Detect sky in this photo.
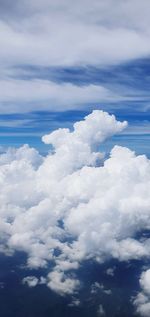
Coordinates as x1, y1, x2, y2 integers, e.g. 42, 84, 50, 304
0, 0, 150, 151
0, 1, 150, 317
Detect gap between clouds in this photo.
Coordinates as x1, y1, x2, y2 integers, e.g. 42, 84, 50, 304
0, 110, 150, 309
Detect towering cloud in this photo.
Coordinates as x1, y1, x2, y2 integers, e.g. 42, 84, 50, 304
0, 110, 150, 298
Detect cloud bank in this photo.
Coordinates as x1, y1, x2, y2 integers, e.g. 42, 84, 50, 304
0, 110, 150, 299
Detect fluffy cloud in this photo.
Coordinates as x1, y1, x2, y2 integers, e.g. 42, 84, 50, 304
22, 275, 47, 287
22, 276, 39, 287
47, 271, 80, 296
133, 270, 150, 316
0, 110, 150, 296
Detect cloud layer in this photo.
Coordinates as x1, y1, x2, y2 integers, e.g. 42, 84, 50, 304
1, 0, 150, 68
0, 79, 117, 114
1, 0, 150, 114
0, 110, 150, 299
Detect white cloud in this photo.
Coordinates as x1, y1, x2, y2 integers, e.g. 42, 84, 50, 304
91, 282, 111, 295
0, 79, 119, 114
68, 297, 80, 307
1, 1, 150, 69
0, 110, 150, 296
91, 282, 104, 294
133, 270, 150, 316
22, 276, 39, 287
0, 78, 144, 114
1, 1, 150, 114
140, 270, 150, 295
106, 268, 115, 276
47, 271, 80, 295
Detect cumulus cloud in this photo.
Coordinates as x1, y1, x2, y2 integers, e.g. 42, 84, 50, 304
133, 269, 150, 316
22, 275, 47, 287
0, 110, 150, 296
47, 271, 80, 296
22, 276, 39, 287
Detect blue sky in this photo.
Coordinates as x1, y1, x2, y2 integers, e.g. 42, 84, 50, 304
0, 59, 150, 155
1, 2, 150, 316
0, 0, 149, 156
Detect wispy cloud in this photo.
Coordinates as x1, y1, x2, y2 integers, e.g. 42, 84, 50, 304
0, 1, 150, 117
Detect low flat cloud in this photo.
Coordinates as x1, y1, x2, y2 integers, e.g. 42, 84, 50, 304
0, 79, 118, 113
0, 78, 147, 114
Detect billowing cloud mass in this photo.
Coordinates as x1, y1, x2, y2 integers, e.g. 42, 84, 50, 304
0, 110, 150, 298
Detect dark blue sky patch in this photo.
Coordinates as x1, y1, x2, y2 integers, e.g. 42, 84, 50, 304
11, 58, 150, 89
0, 252, 145, 317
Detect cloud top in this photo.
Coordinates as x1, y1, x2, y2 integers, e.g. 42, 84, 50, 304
0, 110, 150, 297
